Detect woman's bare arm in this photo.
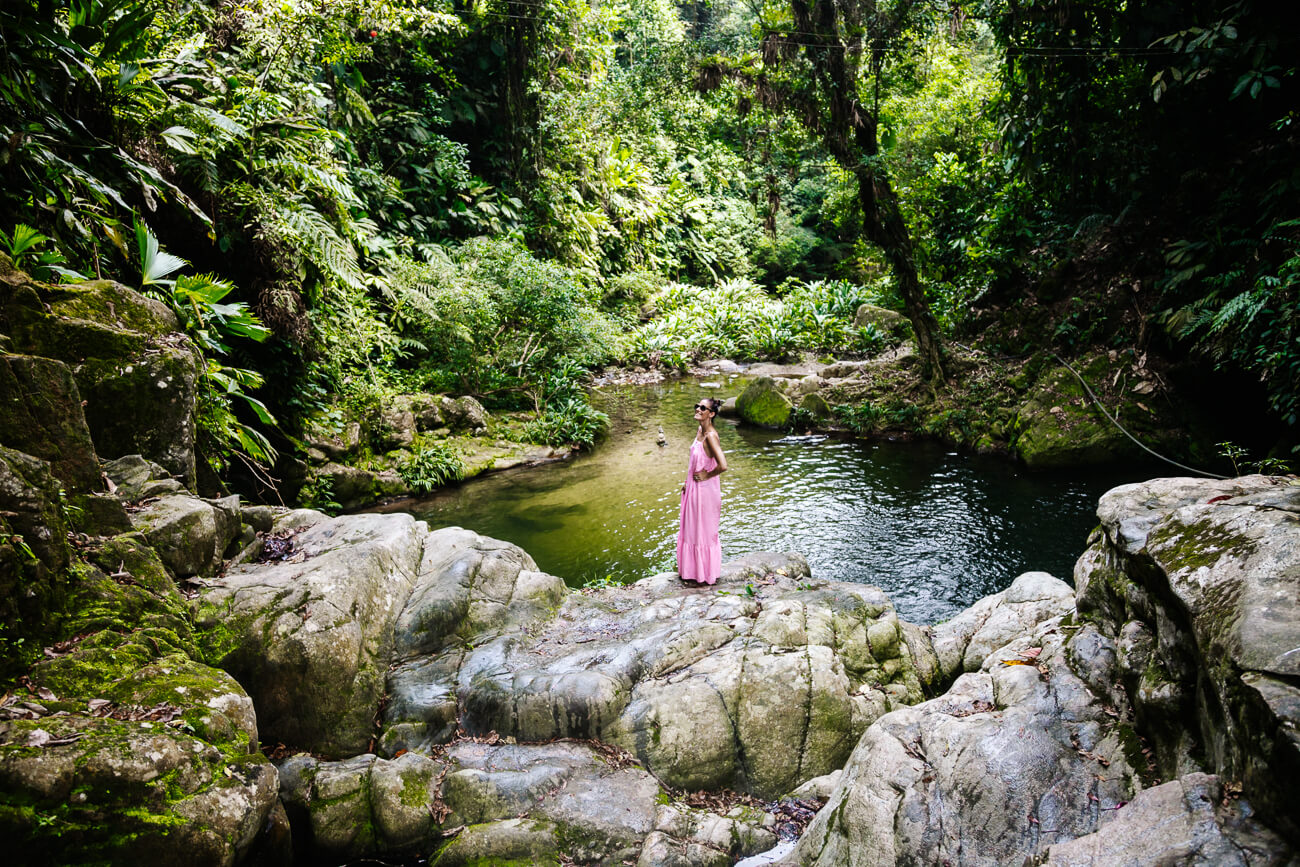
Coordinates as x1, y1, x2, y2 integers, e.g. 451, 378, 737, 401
702, 431, 728, 478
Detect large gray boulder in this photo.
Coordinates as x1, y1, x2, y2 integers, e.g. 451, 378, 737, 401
1040, 773, 1294, 866
384, 550, 925, 798
930, 570, 1075, 684
0, 268, 202, 485
852, 303, 908, 335
129, 493, 241, 578
277, 740, 776, 867
442, 395, 489, 433
784, 474, 1300, 865
792, 618, 1145, 866
74, 342, 202, 485
0, 446, 70, 575
0, 354, 101, 492
1074, 474, 1300, 844
196, 511, 427, 756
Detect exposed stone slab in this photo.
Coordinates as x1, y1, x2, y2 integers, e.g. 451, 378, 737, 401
197, 512, 427, 756
384, 551, 924, 798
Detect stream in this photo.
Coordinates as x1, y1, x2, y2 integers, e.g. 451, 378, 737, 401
390, 377, 1153, 624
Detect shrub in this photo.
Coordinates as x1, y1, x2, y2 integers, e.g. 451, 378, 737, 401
398, 443, 465, 492
525, 398, 610, 448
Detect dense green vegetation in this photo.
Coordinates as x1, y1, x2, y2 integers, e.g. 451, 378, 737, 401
1, 0, 1295, 496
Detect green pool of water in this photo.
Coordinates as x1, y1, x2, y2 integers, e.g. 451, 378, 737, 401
388, 377, 1152, 624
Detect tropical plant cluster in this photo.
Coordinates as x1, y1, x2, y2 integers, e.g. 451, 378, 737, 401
630, 278, 888, 367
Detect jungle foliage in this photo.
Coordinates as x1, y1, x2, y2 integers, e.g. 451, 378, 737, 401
0, 0, 1294, 494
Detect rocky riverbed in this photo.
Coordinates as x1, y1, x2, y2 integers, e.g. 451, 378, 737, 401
3, 459, 1297, 864
2, 262, 1297, 864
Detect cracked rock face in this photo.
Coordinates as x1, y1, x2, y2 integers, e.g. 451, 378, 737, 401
1075, 474, 1300, 845
792, 617, 1145, 867
197, 512, 428, 757
278, 740, 777, 866
383, 548, 925, 798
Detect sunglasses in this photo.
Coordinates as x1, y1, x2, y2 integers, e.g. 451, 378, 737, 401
695, 403, 711, 411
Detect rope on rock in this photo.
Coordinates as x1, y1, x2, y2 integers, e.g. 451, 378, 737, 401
1051, 352, 1229, 479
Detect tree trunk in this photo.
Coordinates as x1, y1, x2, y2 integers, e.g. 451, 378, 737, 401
856, 167, 946, 386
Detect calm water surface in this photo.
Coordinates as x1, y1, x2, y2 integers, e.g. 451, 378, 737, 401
393, 378, 1151, 624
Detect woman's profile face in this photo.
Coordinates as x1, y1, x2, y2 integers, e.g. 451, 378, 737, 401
694, 400, 713, 419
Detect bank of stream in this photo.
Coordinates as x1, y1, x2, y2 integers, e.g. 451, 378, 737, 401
381, 377, 1156, 624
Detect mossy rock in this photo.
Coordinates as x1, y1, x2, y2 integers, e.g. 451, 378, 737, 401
736, 377, 793, 428
0, 265, 201, 486
1010, 360, 1170, 469
799, 392, 832, 418
853, 303, 911, 336
0, 447, 74, 678
0, 715, 278, 867
75, 345, 202, 485
0, 355, 101, 492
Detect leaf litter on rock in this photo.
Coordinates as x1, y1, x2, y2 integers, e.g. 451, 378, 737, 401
255, 529, 301, 563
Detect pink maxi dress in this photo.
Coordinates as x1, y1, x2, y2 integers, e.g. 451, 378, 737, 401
676, 438, 721, 584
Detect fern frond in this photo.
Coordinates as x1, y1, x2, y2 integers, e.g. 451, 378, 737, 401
277, 199, 367, 291
266, 157, 363, 208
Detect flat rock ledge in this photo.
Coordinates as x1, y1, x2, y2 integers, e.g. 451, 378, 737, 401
382, 545, 927, 799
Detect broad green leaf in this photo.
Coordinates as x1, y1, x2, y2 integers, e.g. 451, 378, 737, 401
134, 218, 187, 286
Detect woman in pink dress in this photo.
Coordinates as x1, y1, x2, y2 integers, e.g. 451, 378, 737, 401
677, 397, 728, 585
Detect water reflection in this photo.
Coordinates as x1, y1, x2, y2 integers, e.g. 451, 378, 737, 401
389, 378, 1151, 624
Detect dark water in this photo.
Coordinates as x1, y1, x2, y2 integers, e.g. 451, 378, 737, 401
390, 378, 1152, 624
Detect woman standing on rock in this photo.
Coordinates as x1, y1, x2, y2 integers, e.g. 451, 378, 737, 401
677, 397, 728, 585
